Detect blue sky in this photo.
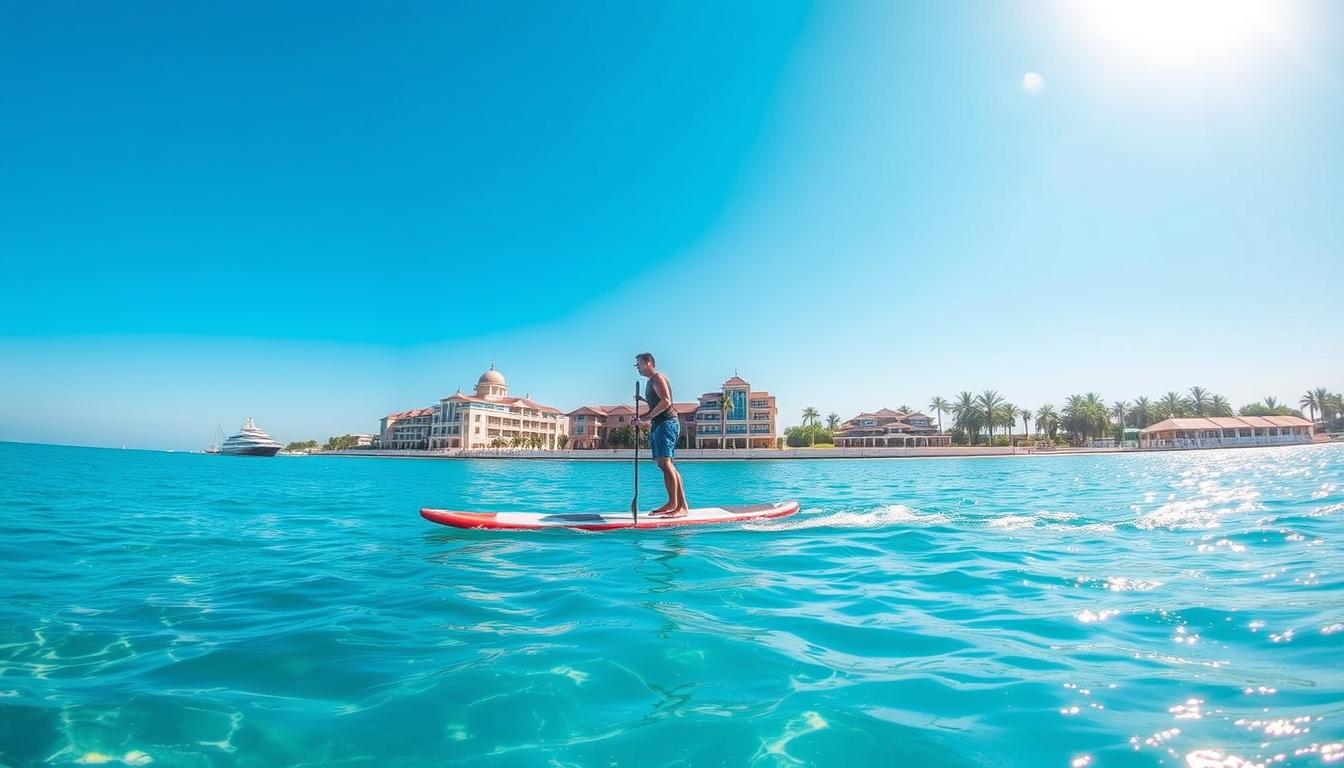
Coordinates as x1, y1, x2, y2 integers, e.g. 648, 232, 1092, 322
2, 1, 1341, 449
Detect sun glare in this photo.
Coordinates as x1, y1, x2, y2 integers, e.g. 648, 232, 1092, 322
1075, 0, 1290, 68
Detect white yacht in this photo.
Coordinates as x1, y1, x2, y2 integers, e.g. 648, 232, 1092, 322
220, 418, 283, 457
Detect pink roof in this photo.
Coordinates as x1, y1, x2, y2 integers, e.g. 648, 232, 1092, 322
385, 407, 433, 420
1141, 415, 1312, 433
722, 376, 750, 387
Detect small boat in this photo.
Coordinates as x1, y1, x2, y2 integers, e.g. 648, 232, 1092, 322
204, 424, 225, 454
220, 418, 283, 457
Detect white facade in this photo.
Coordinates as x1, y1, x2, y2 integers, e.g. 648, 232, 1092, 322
429, 365, 570, 450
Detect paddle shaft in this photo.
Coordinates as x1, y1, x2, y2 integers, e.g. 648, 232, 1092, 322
630, 381, 639, 521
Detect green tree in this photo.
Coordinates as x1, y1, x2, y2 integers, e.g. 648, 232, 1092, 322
1111, 401, 1128, 435
1161, 391, 1186, 419
977, 390, 1004, 444
801, 407, 820, 428
995, 402, 1017, 445
1019, 407, 1032, 438
558, 434, 569, 449
1035, 404, 1058, 439
952, 391, 982, 444
1300, 389, 1322, 427
720, 389, 735, 449
1187, 386, 1211, 416
1311, 387, 1331, 428
1210, 394, 1232, 417
1133, 397, 1152, 428
825, 413, 841, 431
928, 396, 949, 433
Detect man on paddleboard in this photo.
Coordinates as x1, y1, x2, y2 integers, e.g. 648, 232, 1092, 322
634, 352, 689, 517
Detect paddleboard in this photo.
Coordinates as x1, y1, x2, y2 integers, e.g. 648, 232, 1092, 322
420, 500, 799, 531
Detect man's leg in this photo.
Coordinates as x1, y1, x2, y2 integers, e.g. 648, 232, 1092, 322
671, 460, 689, 512
652, 457, 677, 513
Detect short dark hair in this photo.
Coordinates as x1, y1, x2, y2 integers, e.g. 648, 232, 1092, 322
635, 352, 655, 366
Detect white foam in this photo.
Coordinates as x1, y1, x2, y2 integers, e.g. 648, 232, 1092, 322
745, 504, 950, 531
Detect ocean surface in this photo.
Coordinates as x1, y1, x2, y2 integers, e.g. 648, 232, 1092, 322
1, 441, 1342, 768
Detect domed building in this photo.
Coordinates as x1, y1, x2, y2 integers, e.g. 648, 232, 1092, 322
423, 364, 569, 450
474, 365, 508, 398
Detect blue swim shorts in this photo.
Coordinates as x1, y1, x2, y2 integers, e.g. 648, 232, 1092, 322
650, 418, 680, 459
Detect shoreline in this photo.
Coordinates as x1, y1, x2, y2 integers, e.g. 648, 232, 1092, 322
315, 442, 1330, 462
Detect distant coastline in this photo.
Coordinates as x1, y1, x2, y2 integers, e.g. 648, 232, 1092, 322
315, 442, 1335, 462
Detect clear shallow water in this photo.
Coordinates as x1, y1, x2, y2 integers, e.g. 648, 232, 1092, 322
1, 442, 1342, 768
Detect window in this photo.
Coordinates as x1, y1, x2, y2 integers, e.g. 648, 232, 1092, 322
576, 427, 585, 435
730, 390, 747, 420
474, 427, 480, 434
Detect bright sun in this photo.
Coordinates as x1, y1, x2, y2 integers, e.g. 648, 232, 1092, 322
1074, 0, 1290, 68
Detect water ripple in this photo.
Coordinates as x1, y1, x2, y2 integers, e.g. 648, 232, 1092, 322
1, 442, 1341, 766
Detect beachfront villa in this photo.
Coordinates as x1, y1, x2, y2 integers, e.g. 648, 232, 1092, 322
694, 375, 778, 449
566, 402, 698, 449
423, 365, 569, 450
832, 408, 951, 447
380, 407, 434, 450
1138, 416, 1314, 449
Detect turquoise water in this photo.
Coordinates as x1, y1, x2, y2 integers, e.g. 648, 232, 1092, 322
2, 442, 1342, 768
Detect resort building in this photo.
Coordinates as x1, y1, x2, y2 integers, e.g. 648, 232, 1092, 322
567, 402, 697, 449
380, 407, 434, 450
1138, 416, 1314, 449
832, 408, 951, 447
427, 365, 569, 450
694, 375, 777, 449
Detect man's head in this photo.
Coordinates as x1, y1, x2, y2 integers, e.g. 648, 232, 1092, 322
635, 352, 656, 377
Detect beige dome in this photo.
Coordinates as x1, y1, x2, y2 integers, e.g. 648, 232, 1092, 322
477, 366, 506, 386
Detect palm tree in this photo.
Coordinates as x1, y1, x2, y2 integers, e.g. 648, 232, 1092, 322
1111, 401, 1128, 437
801, 407, 820, 428
826, 413, 841, 431
899, 404, 911, 413
1084, 393, 1108, 441
929, 397, 949, 433
1210, 394, 1232, 417
1313, 387, 1332, 428
1301, 389, 1321, 428
953, 391, 981, 443
1187, 386, 1211, 416
976, 390, 1004, 444
1019, 407, 1032, 439
1133, 396, 1152, 428
1161, 391, 1185, 419
720, 389, 735, 449
1264, 396, 1280, 410
997, 402, 1017, 444
1035, 404, 1058, 439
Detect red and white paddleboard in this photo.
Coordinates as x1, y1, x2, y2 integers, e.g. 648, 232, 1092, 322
420, 500, 799, 531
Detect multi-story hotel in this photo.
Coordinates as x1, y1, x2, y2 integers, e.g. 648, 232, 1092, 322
567, 402, 698, 449
832, 408, 950, 447
427, 365, 568, 450
380, 407, 434, 450
694, 375, 777, 449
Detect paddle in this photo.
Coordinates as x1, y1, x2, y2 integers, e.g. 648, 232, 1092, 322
630, 380, 640, 523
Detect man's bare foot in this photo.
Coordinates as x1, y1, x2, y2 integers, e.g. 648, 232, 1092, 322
648, 502, 676, 515
658, 506, 689, 518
